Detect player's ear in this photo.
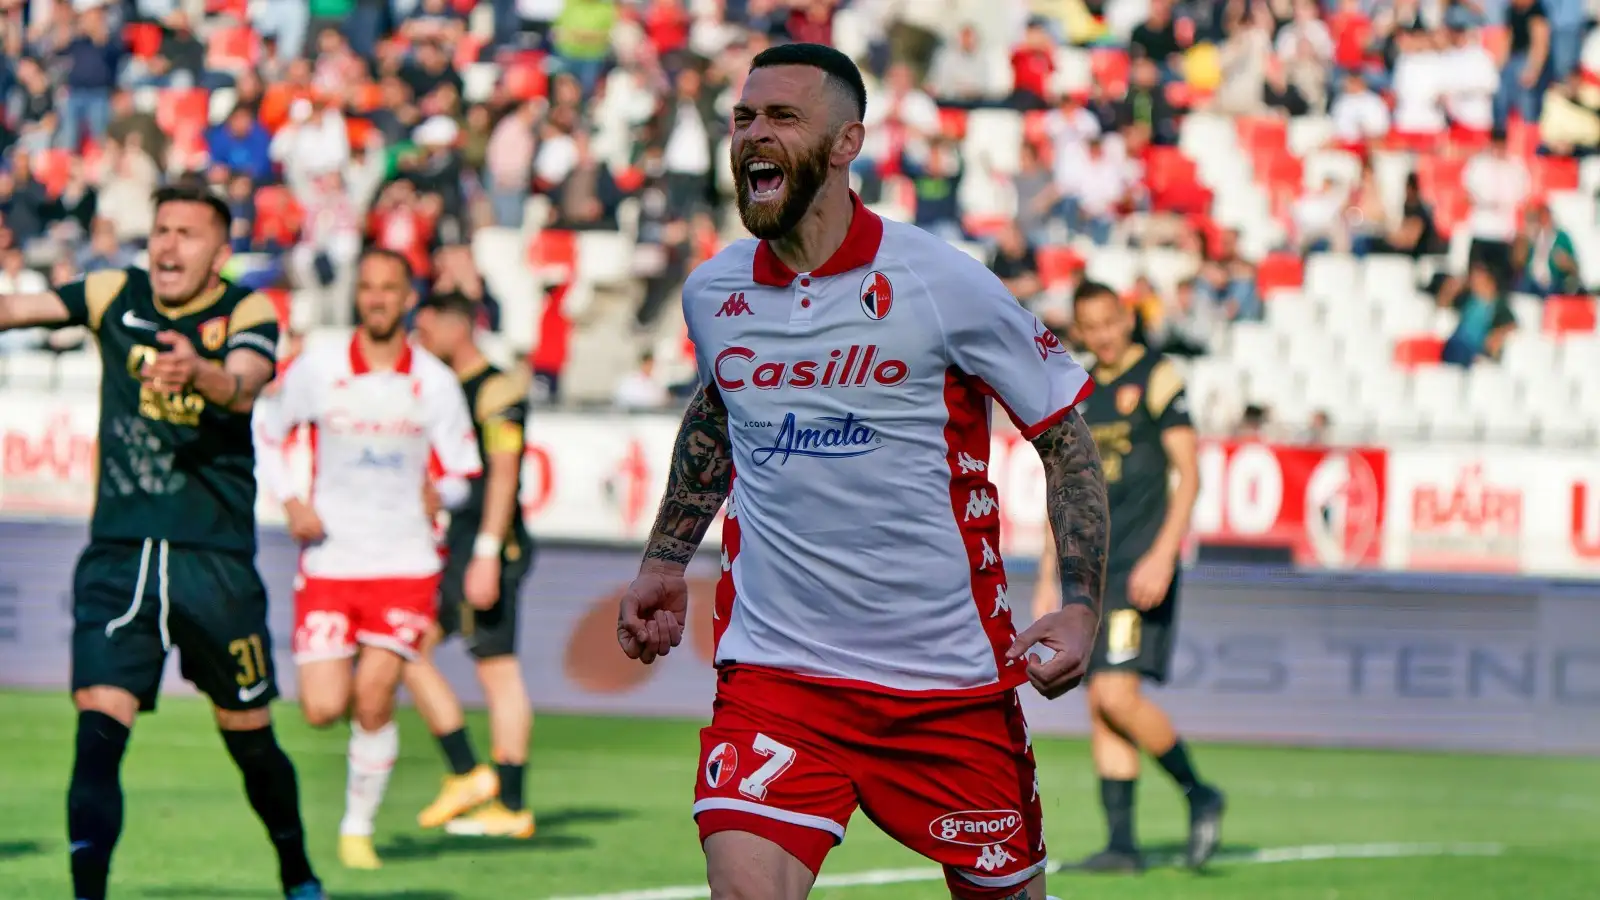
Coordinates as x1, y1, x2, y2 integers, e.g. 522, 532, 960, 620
211, 240, 233, 279
832, 120, 865, 167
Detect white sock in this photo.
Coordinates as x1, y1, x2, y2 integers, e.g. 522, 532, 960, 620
340, 720, 399, 837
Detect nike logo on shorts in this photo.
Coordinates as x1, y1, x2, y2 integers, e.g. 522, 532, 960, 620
122, 310, 160, 331
238, 681, 270, 703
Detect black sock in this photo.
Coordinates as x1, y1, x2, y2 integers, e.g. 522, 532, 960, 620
222, 727, 316, 890
497, 762, 526, 812
1156, 739, 1201, 794
1100, 778, 1137, 853
67, 711, 130, 900
437, 728, 479, 776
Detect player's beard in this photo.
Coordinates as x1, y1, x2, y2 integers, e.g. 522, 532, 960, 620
361, 314, 404, 343
735, 137, 830, 241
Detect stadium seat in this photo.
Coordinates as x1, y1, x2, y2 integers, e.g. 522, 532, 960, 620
1035, 245, 1084, 290
463, 62, 500, 104
1254, 252, 1304, 298
938, 107, 969, 139
503, 54, 549, 101
1559, 333, 1600, 379
964, 109, 1023, 175
576, 231, 634, 287
1088, 49, 1130, 97
1543, 296, 1597, 335
1393, 335, 1444, 367
1421, 400, 1479, 440
252, 186, 302, 247
123, 22, 163, 59
32, 149, 71, 197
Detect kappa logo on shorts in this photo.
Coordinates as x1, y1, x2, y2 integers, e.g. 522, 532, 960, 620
704, 742, 739, 789
974, 843, 1018, 873
929, 809, 1023, 847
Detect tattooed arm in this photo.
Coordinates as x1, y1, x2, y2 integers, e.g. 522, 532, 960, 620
639, 383, 734, 572
1031, 409, 1110, 617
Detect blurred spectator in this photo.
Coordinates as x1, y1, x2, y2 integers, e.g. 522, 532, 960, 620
1391, 27, 1448, 152
7, 57, 58, 155
901, 139, 966, 242
1012, 141, 1058, 246
485, 101, 540, 227
1263, 62, 1312, 117
77, 216, 133, 272
1328, 71, 1389, 155
433, 245, 501, 332
208, 105, 275, 184
554, 0, 619, 96
253, 0, 311, 62
1154, 277, 1212, 356
1462, 129, 1529, 288
1497, 0, 1551, 128
989, 222, 1042, 305
612, 351, 671, 410
1059, 134, 1136, 246
0, 152, 49, 248
368, 179, 438, 288
550, 131, 626, 231
43, 160, 98, 241
1292, 173, 1349, 253
1303, 410, 1332, 445
1439, 260, 1517, 367
1212, 4, 1272, 116
861, 62, 940, 181
57, 1, 121, 151
1444, 25, 1499, 146
270, 97, 351, 185
656, 65, 719, 218
1133, 0, 1191, 77
1008, 20, 1055, 110
105, 88, 167, 166
927, 24, 1001, 107
1120, 57, 1178, 145
1347, 163, 1390, 256
291, 170, 362, 327
1373, 173, 1444, 257
1512, 203, 1582, 296
1276, 0, 1333, 108
1199, 229, 1261, 321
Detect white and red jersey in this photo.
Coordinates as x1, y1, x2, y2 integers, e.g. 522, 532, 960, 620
255, 334, 481, 579
685, 194, 1094, 697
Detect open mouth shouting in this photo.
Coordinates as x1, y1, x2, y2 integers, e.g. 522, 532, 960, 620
151, 258, 185, 293
745, 158, 786, 202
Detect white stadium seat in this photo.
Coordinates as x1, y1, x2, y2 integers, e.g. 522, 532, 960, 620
3, 351, 55, 391
55, 352, 101, 394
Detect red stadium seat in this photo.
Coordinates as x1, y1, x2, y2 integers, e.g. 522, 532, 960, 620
938, 106, 969, 139
454, 34, 487, 69
1531, 156, 1580, 198
253, 185, 302, 246
1255, 253, 1305, 297
1544, 296, 1597, 335
32, 149, 72, 197
1394, 335, 1444, 367
207, 24, 260, 72
156, 88, 210, 134
1416, 154, 1466, 201
529, 229, 577, 283
261, 288, 292, 327
503, 54, 549, 101
1035, 245, 1085, 289
124, 22, 163, 59
1089, 49, 1130, 97
960, 213, 1010, 239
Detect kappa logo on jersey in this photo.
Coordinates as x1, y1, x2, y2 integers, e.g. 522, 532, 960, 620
859, 271, 893, 320
716, 292, 753, 317
749, 412, 882, 466
714, 345, 910, 392
963, 488, 998, 521
930, 810, 1024, 847
956, 452, 987, 473
979, 537, 999, 569
200, 316, 229, 351
1033, 320, 1067, 361
704, 742, 739, 789
974, 843, 1019, 872
990, 583, 1011, 617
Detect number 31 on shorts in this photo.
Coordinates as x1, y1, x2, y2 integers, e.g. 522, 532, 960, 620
705, 733, 795, 801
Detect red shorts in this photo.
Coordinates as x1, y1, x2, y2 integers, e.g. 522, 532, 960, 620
291, 575, 440, 663
693, 666, 1046, 899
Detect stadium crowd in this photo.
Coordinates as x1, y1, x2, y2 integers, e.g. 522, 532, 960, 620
0, 0, 1597, 438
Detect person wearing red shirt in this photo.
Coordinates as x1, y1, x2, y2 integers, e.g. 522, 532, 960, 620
1010, 21, 1057, 110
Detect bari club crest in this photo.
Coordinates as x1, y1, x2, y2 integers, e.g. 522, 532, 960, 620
859, 271, 893, 320
1116, 385, 1144, 416
200, 317, 229, 352
704, 742, 739, 789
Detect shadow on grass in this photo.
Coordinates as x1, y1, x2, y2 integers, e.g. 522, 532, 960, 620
142, 883, 464, 890
1053, 841, 1258, 877
0, 840, 44, 861
376, 806, 633, 861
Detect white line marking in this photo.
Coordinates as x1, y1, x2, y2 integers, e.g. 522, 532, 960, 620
546, 842, 1505, 900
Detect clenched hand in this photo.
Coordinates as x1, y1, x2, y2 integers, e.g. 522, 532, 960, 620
616, 569, 689, 665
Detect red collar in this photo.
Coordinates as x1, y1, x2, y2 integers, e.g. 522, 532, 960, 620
349, 333, 414, 375
751, 191, 884, 287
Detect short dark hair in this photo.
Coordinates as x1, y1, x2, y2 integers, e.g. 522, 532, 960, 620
750, 42, 867, 122
1072, 280, 1119, 307
359, 246, 415, 282
152, 182, 232, 235
419, 290, 477, 319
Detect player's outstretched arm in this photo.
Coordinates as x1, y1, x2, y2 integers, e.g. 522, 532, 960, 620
641, 384, 733, 573
0, 291, 71, 331
188, 348, 276, 414
1031, 409, 1109, 616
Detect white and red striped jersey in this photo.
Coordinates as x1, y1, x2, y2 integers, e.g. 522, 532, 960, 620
255, 335, 481, 579
684, 195, 1094, 696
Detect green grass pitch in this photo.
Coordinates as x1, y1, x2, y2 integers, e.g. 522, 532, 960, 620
0, 690, 1596, 899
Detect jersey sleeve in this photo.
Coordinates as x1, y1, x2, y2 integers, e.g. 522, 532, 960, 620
426, 369, 484, 480
474, 369, 531, 457
227, 291, 281, 364
53, 270, 128, 331
1146, 358, 1194, 431
939, 266, 1095, 440
252, 357, 316, 504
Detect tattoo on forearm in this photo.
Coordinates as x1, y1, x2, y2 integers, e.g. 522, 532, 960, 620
1031, 410, 1109, 616
998, 889, 1030, 900
642, 386, 733, 566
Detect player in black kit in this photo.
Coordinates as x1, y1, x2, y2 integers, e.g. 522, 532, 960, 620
404, 290, 538, 838
0, 185, 323, 900
1035, 281, 1224, 872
